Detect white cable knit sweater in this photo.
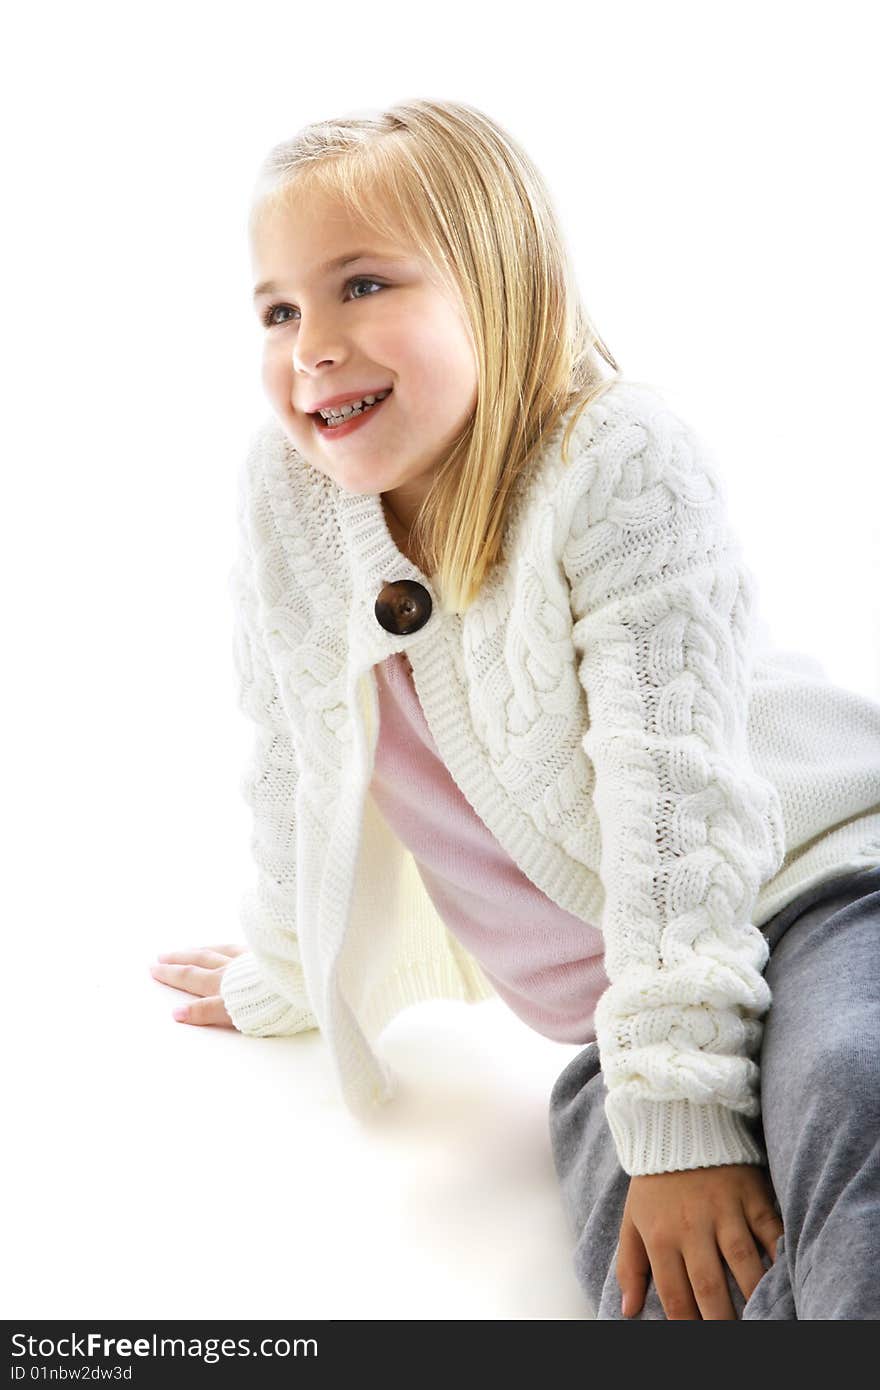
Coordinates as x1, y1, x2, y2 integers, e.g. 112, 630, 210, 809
219, 377, 880, 1176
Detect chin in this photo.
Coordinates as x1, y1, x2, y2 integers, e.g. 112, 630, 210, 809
333, 472, 388, 497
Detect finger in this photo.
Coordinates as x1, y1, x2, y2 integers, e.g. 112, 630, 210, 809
682, 1246, 738, 1320
648, 1248, 701, 1320
616, 1216, 651, 1318
150, 961, 222, 997
173, 995, 235, 1028
747, 1202, 785, 1264
154, 948, 230, 968
718, 1223, 769, 1303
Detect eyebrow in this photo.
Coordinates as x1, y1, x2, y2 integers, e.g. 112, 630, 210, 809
253, 250, 398, 301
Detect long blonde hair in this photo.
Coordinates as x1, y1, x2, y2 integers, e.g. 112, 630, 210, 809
249, 98, 621, 614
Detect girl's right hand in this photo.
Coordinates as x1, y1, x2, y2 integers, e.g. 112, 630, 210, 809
149, 942, 248, 1027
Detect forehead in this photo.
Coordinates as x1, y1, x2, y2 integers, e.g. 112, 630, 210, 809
249, 194, 456, 304
252, 197, 409, 266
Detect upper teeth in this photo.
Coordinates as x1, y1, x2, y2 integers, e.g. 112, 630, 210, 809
319, 390, 390, 420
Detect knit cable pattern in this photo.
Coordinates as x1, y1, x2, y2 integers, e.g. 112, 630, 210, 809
562, 392, 787, 1173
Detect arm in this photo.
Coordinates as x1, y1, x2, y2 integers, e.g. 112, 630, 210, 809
219, 441, 319, 1038
562, 387, 786, 1177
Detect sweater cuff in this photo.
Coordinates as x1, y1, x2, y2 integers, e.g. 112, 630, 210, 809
220, 950, 319, 1037
605, 1094, 767, 1176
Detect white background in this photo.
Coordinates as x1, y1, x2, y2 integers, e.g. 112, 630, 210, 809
3, 0, 878, 1321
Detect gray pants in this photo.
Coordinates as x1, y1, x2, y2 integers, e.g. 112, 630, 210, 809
548, 863, 880, 1319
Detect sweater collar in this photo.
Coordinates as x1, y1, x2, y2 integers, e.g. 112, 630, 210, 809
333, 484, 435, 596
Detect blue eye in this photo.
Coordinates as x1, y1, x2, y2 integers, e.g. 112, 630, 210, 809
261, 276, 386, 328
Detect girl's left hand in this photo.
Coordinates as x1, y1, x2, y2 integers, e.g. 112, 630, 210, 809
149, 943, 248, 1027
617, 1162, 784, 1320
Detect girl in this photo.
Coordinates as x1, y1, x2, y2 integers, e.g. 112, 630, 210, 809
150, 98, 880, 1319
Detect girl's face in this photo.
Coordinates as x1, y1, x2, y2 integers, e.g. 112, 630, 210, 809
251, 196, 478, 529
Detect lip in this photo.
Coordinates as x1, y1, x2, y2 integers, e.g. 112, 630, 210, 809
311, 389, 392, 440
306, 385, 393, 414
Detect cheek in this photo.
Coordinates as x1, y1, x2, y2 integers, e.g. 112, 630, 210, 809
261, 351, 289, 400
410, 310, 472, 382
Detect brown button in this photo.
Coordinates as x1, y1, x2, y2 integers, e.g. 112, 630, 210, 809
374, 579, 433, 635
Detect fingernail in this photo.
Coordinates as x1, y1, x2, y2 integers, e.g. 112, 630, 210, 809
621, 1294, 630, 1317
173, 1008, 189, 1021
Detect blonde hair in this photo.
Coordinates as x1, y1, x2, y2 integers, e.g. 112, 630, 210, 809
249, 97, 622, 614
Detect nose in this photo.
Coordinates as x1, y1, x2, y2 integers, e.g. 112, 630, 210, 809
291, 319, 344, 374
295, 356, 336, 380
293, 345, 340, 373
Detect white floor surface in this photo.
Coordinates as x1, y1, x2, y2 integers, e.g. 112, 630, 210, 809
4, 940, 594, 1320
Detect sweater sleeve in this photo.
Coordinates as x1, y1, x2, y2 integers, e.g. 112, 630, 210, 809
562, 388, 786, 1176
219, 441, 319, 1038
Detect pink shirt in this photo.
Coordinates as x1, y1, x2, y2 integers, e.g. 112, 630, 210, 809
368, 652, 611, 1043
